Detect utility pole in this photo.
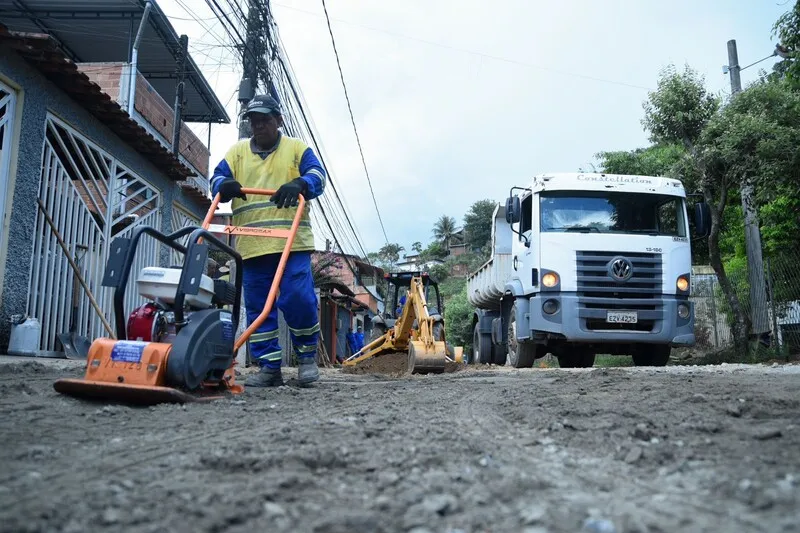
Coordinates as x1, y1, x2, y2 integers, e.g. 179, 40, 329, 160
727, 39, 770, 341
237, 0, 261, 139
172, 34, 188, 155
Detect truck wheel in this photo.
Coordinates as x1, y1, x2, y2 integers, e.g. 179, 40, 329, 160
632, 345, 671, 366
492, 343, 507, 366
473, 323, 492, 365
557, 349, 595, 368
507, 301, 535, 368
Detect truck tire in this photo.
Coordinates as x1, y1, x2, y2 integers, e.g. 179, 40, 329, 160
492, 343, 507, 366
557, 349, 595, 368
473, 323, 492, 365
632, 345, 671, 366
507, 301, 535, 368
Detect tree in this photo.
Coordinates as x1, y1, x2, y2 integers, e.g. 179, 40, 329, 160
595, 143, 709, 264
411, 241, 423, 254
462, 199, 496, 253
378, 243, 405, 267
432, 215, 458, 249
595, 144, 685, 178
312, 251, 345, 287
641, 64, 753, 352
443, 282, 473, 353
419, 241, 448, 263
773, 1, 800, 86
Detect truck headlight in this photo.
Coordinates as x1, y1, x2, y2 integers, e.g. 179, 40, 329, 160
542, 272, 559, 288
676, 275, 690, 293
678, 303, 690, 319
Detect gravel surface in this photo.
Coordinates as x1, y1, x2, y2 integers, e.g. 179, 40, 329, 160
1, 355, 799, 533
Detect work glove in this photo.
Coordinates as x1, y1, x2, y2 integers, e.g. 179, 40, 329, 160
218, 180, 247, 203
271, 178, 307, 208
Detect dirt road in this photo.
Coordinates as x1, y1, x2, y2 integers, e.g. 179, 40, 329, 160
1, 356, 799, 533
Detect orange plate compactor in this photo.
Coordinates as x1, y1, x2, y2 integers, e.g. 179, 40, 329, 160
54, 189, 304, 404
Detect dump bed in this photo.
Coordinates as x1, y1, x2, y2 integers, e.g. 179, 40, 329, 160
466, 203, 514, 312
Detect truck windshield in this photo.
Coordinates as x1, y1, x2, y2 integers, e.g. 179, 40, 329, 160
539, 191, 687, 237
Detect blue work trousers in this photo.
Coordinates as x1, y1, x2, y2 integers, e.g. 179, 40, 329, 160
242, 251, 319, 369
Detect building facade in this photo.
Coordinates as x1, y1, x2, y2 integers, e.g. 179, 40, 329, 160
0, 13, 229, 352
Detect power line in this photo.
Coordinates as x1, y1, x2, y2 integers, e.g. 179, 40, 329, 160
319, 0, 389, 246
275, 2, 652, 92
212, 1, 380, 289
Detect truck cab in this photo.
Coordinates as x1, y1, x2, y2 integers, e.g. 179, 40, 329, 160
468, 172, 710, 368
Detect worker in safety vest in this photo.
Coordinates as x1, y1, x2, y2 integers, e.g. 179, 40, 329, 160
209, 94, 326, 387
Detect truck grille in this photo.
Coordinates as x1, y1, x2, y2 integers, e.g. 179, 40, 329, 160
575, 251, 663, 331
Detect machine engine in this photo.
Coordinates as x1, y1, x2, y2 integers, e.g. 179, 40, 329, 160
126, 266, 230, 343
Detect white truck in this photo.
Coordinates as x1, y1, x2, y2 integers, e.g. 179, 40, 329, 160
467, 172, 711, 368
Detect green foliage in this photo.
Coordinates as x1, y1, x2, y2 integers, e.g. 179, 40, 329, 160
773, 1, 800, 85
443, 280, 473, 352
595, 144, 685, 177
378, 243, 405, 266
462, 199, 496, 252
760, 191, 800, 254
420, 241, 448, 262
702, 78, 800, 194
642, 64, 719, 147
411, 241, 423, 254
428, 263, 450, 283
432, 215, 458, 247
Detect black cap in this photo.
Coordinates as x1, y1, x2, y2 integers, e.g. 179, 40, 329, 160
244, 94, 282, 117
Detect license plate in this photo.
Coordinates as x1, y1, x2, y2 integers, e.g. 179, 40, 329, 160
606, 311, 638, 324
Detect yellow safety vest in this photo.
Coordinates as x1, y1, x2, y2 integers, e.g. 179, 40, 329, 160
223, 137, 315, 260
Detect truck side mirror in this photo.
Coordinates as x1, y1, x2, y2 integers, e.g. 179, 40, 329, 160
505, 196, 521, 224
694, 202, 711, 237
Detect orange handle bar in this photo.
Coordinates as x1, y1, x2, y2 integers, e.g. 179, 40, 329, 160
201, 187, 307, 352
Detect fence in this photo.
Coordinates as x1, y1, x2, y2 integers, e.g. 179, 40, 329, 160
691, 251, 800, 354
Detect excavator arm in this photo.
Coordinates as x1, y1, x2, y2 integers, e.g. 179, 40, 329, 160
342, 275, 462, 373
394, 277, 434, 345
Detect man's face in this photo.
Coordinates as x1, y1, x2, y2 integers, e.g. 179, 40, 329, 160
249, 112, 281, 146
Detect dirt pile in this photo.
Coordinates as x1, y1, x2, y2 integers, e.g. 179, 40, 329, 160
341, 352, 465, 376
341, 351, 411, 376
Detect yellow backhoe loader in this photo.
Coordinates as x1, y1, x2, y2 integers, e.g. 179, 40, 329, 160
342, 272, 464, 373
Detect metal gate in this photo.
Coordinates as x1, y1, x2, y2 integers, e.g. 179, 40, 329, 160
0, 81, 17, 255
27, 115, 162, 350
169, 204, 201, 267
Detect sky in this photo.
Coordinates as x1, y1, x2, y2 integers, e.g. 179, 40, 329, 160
162, 0, 791, 256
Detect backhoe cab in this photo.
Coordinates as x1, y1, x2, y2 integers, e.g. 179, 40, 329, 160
370, 271, 445, 342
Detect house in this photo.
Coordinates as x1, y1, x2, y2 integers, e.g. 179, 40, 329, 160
448, 243, 468, 257
312, 252, 384, 362
0, 2, 230, 352
395, 253, 445, 273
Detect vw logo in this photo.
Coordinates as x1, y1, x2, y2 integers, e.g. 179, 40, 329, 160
609, 257, 633, 281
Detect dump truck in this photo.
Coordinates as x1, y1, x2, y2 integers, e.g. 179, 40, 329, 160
467, 172, 711, 368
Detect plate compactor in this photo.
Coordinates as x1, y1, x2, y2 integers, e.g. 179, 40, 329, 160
53, 189, 304, 405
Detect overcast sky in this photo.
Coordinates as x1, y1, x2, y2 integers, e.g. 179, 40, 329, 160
165, 0, 789, 256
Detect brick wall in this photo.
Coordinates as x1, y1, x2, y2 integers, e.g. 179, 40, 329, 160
77, 62, 123, 100
77, 62, 209, 177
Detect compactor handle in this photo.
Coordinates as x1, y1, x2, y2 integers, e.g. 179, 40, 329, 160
201, 187, 307, 352
201, 188, 306, 230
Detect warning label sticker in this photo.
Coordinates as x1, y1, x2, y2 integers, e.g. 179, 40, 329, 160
220, 312, 234, 342
110, 341, 147, 363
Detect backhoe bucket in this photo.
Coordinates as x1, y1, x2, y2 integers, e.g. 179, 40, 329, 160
408, 340, 448, 374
